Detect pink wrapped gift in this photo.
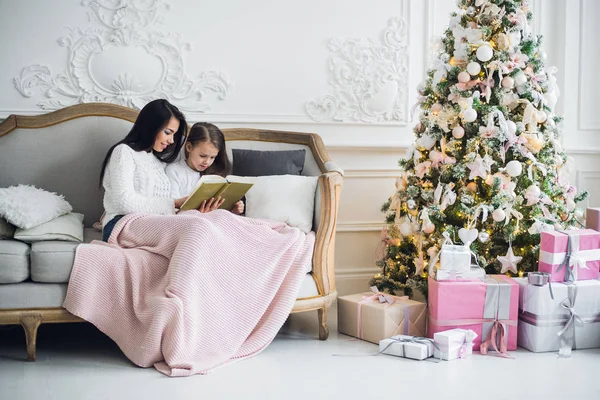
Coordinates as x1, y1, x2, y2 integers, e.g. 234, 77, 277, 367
586, 208, 600, 231
538, 229, 600, 282
428, 275, 518, 354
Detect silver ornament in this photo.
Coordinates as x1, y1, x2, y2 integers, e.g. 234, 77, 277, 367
478, 231, 489, 243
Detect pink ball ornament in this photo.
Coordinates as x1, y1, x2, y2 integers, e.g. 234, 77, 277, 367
431, 103, 443, 113
422, 223, 435, 234
458, 71, 471, 83
492, 209, 506, 222
467, 62, 481, 76
501, 76, 515, 89
452, 125, 465, 139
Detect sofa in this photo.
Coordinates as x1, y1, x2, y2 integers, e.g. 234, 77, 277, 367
0, 103, 343, 360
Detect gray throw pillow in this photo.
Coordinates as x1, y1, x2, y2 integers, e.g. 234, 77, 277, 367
0, 218, 16, 239
232, 149, 306, 177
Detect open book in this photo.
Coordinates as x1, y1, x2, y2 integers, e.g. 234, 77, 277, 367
180, 175, 254, 211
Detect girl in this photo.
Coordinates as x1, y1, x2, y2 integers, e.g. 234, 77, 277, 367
99, 99, 222, 242
166, 122, 244, 215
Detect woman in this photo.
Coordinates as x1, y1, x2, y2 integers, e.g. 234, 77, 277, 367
99, 99, 223, 241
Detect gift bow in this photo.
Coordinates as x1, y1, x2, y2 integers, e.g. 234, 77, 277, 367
380, 336, 441, 362
556, 286, 584, 358
458, 329, 478, 359
556, 233, 590, 283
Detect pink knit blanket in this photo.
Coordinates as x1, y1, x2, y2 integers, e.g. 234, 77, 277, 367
63, 210, 314, 376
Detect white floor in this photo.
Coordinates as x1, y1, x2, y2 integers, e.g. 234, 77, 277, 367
1, 305, 598, 400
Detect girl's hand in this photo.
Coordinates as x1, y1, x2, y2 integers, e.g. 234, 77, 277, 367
198, 197, 224, 213
231, 200, 244, 215
174, 196, 189, 209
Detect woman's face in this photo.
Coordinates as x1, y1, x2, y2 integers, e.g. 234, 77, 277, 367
153, 117, 180, 152
186, 141, 219, 173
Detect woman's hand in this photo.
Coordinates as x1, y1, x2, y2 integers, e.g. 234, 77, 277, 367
231, 200, 245, 215
174, 196, 189, 209
198, 197, 224, 213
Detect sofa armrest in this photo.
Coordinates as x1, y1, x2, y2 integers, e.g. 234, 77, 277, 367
312, 171, 343, 297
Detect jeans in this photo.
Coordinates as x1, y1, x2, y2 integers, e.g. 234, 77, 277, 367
102, 215, 124, 242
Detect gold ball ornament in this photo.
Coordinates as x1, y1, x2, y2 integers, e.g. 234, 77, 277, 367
466, 182, 477, 192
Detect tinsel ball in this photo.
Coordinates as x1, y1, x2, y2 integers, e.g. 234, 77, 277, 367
492, 208, 506, 222
506, 120, 517, 135
476, 44, 494, 62
478, 231, 489, 243
515, 73, 527, 86
462, 108, 477, 122
431, 103, 443, 113
452, 125, 465, 139
501, 76, 515, 89
505, 160, 522, 177
458, 71, 471, 83
467, 62, 481, 76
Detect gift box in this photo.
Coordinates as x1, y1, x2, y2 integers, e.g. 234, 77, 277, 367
440, 244, 471, 272
338, 290, 427, 344
538, 229, 600, 282
516, 278, 600, 355
428, 275, 518, 353
435, 266, 485, 281
433, 329, 478, 360
586, 208, 600, 231
379, 335, 435, 360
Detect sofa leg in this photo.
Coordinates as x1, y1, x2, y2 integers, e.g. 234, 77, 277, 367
20, 313, 42, 361
318, 307, 329, 340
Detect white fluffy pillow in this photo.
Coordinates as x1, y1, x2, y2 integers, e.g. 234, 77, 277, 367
0, 185, 73, 229
14, 212, 84, 243
232, 175, 318, 233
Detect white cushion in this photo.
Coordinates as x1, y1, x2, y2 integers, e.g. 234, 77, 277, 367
0, 185, 72, 229
14, 212, 84, 243
232, 175, 318, 233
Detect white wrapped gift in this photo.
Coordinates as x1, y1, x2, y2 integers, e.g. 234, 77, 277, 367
516, 278, 600, 356
433, 329, 478, 360
436, 266, 485, 281
440, 244, 471, 272
379, 335, 435, 361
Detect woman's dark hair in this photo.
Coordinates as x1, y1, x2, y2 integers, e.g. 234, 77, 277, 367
99, 99, 188, 187
186, 122, 231, 177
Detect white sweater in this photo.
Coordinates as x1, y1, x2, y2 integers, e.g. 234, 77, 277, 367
165, 158, 203, 199
102, 144, 176, 227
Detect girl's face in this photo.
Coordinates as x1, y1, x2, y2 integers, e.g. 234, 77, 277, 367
186, 140, 219, 173
153, 117, 180, 152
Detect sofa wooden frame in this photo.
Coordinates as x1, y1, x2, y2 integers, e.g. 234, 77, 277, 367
0, 103, 343, 360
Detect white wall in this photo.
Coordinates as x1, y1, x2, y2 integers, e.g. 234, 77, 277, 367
1, 0, 598, 295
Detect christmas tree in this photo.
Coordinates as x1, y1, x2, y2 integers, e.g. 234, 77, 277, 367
371, 0, 588, 298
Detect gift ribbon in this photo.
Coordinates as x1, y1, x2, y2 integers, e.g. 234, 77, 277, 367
557, 285, 584, 358
356, 287, 408, 340
436, 329, 478, 359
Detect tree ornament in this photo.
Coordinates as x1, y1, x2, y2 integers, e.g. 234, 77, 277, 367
416, 134, 436, 150
498, 245, 522, 274
407, 199, 416, 210
478, 231, 489, 243
458, 228, 478, 245
458, 71, 471, 83
515, 73, 527, 86
417, 82, 426, 95
506, 120, 517, 135
466, 182, 477, 192
431, 103, 443, 114
501, 76, 515, 89
476, 44, 493, 62
536, 110, 547, 123
525, 185, 541, 205
466, 62, 481, 76
505, 160, 522, 177
462, 108, 477, 123
566, 199, 576, 211
492, 208, 506, 222
422, 222, 435, 234
399, 221, 413, 236
452, 125, 465, 139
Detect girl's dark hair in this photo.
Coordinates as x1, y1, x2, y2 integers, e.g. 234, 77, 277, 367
99, 99, 188, 187
186, 122, 231, 177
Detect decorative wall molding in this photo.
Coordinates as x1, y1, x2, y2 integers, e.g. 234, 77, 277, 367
343, 168, 402, 179
13, 0, 232, 112
337, 221, 386, 233
306, 1, 410, 124
576, 170, 600, 207
577, 0, 599, 131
